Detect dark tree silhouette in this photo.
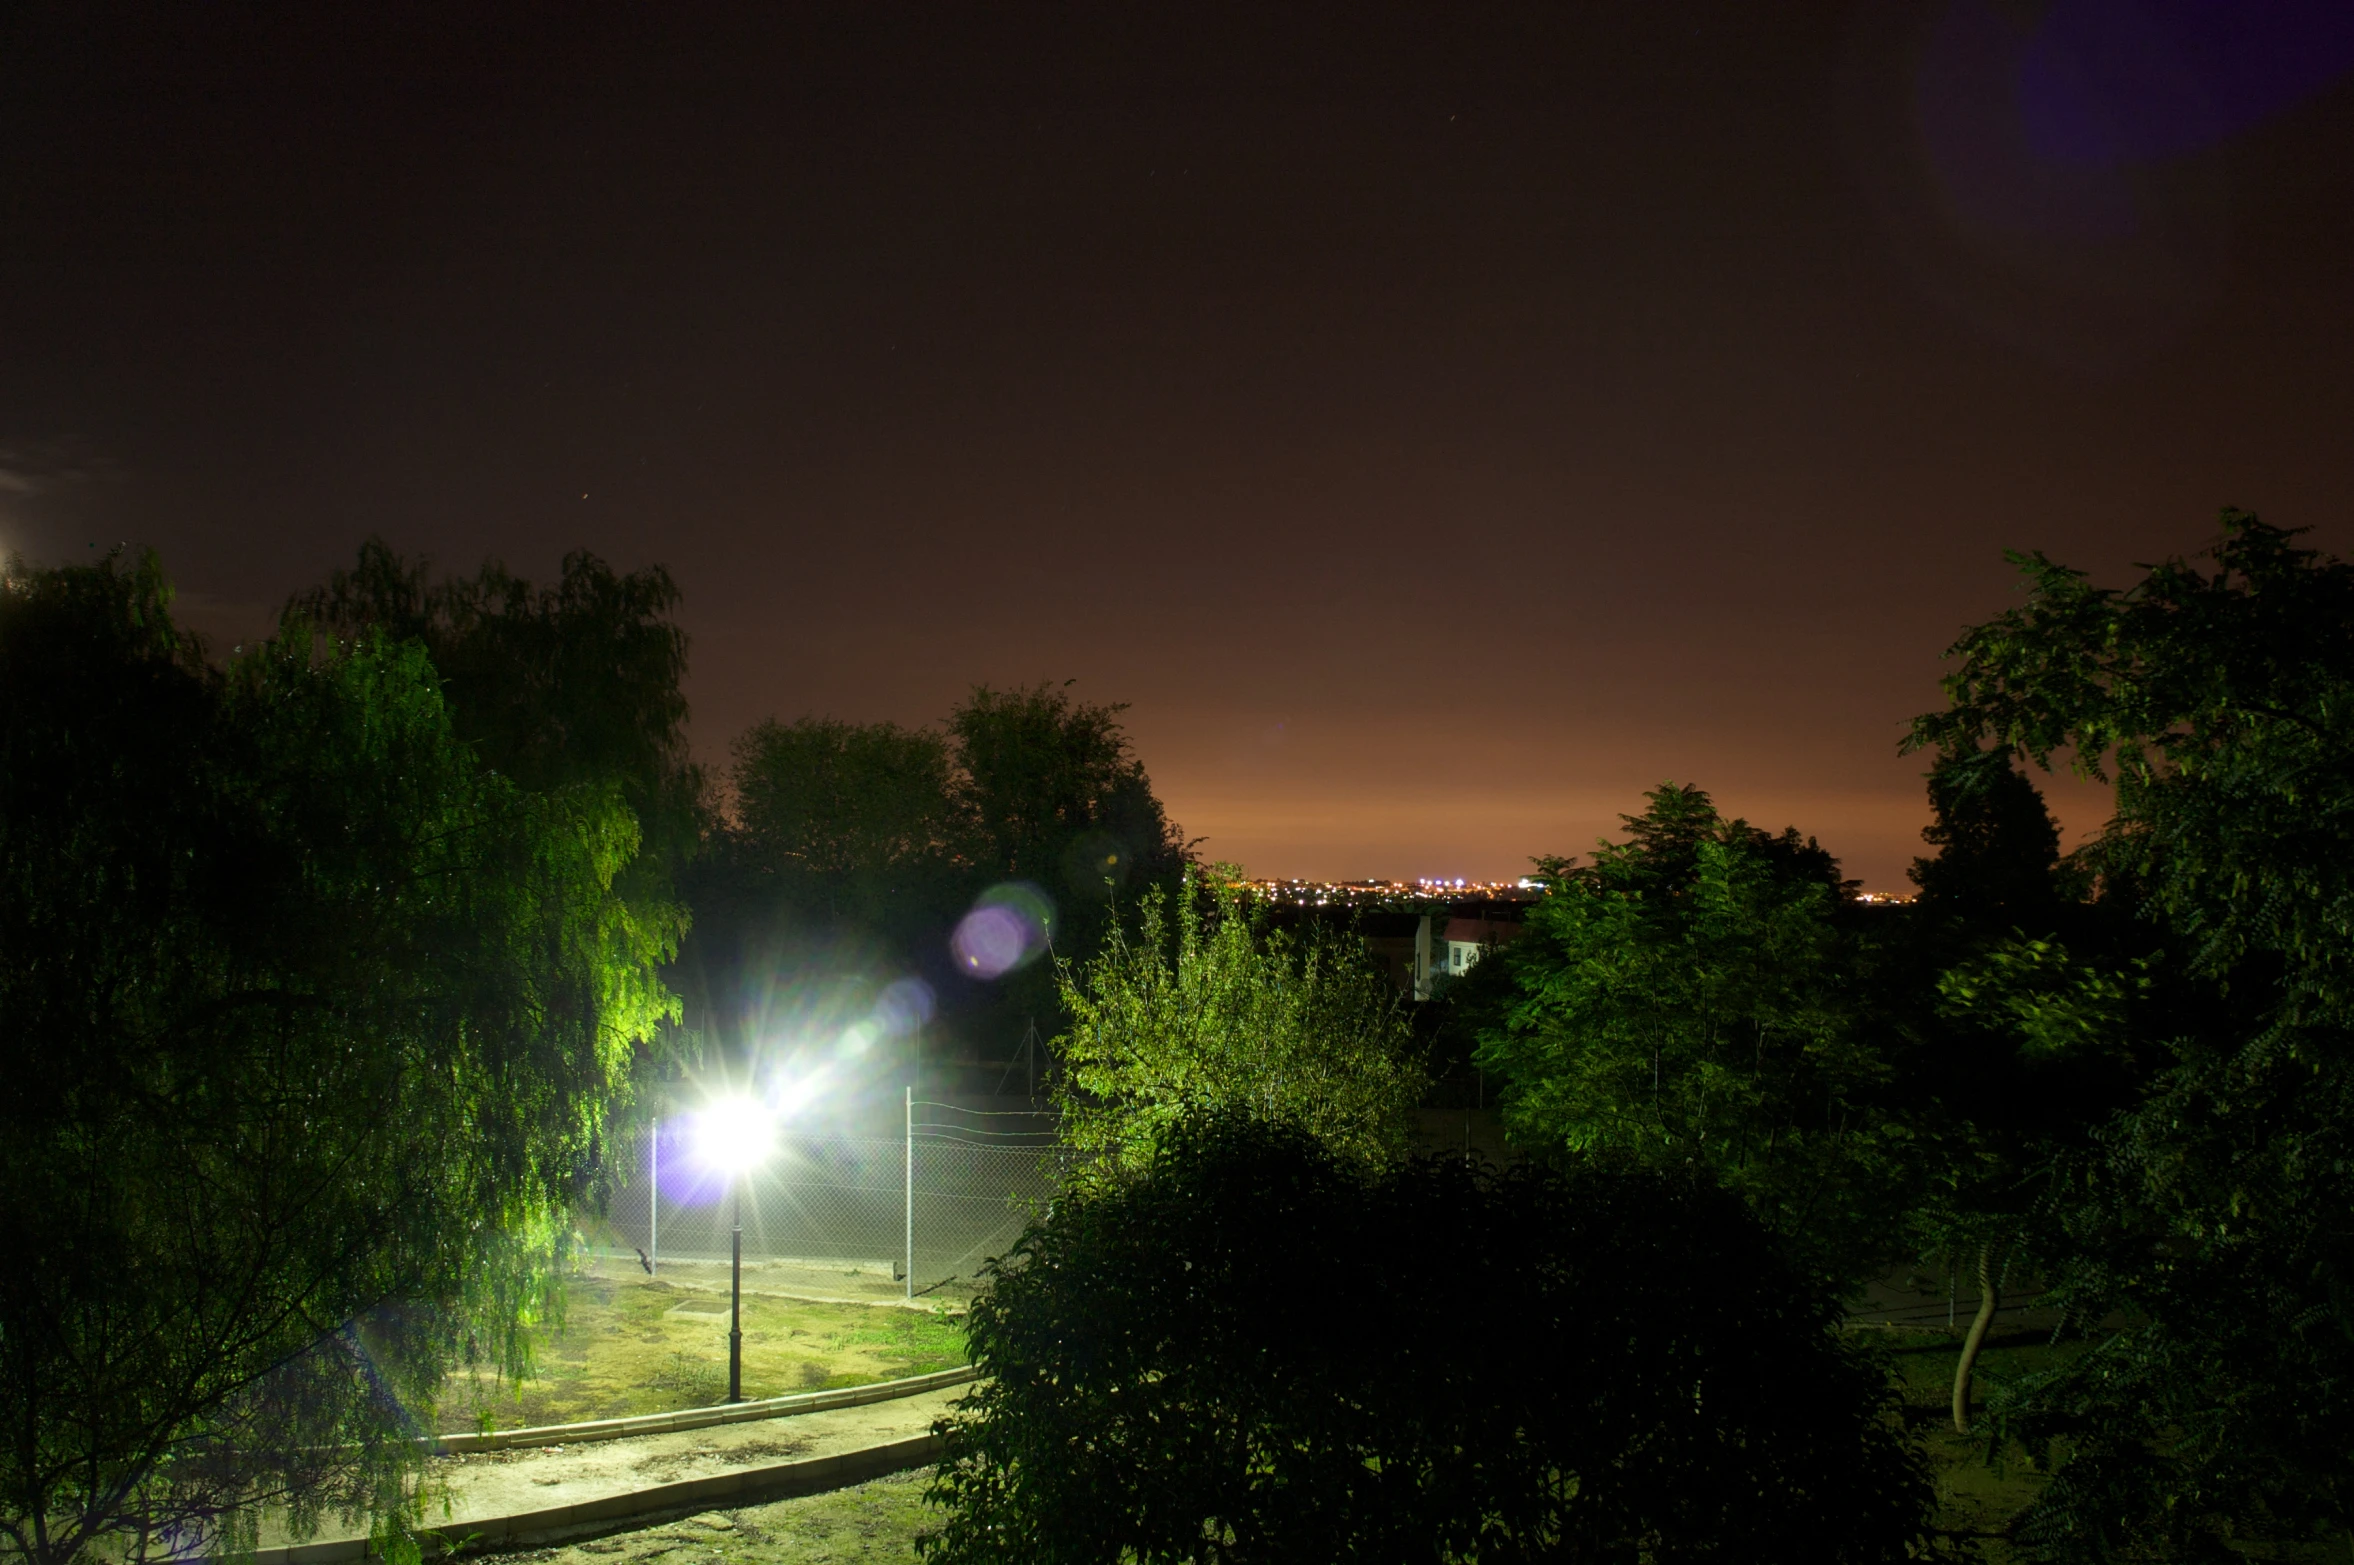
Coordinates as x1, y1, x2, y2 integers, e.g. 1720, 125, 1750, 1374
923, 1116, 1935, 1564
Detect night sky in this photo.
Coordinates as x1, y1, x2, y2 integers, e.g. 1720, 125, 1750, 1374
5, 3, 2353, 889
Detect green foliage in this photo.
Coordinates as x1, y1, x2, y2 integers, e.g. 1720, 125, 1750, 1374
729, 717, 962, 931
735, 718, 959, 881
1908, 746, 2074, 925
1475, 784, 1907, 1284
719, 681, 1182, 924
0, 555, 677, 1565
1913, 512, 2354, 1008
1910, 512, 2354, 1558
1882, 747, 2136, 1303
946, 681, 1183, 901
941, 681, 1191, 1043
292, 539, 694, 805
921, 1115, 1936, 1565
1934, 937, 2145, 1066
691, 681, 1189, 1063
1052, 871, 1424, 1171
291, 538, 700, 974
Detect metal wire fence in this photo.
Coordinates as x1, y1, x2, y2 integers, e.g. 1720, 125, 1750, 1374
598, 1098, 1066, 1297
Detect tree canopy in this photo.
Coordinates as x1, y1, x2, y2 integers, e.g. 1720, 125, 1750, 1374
947, 681, 1183, 901
1053, 872, 1425, 1171
1474, 784, 1908, 1286
690, 681, 1189, 1066
1908, 745, 2072, 928
291, 537, 701, 925
729, 715, 962, 932
0, 555, 679, 1565
1909, 512, 2354, 1558
1891, 748, 2140, 1433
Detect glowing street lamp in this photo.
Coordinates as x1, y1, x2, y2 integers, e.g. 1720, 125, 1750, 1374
696, 1095, 775, 1403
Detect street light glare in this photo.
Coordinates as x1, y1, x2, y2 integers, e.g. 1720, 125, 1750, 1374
769, 1068, 823, 1118
697, 1095, 775, 1176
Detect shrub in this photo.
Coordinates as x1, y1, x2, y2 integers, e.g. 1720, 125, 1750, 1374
922, 1116, 1935, 1564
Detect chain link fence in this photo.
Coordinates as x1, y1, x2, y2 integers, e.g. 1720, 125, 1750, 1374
597, 1100, 1065, 1297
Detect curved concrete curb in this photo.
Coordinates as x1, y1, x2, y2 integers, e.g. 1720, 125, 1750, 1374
428, 1366, 978, 1453
252, 1433, 947, 1565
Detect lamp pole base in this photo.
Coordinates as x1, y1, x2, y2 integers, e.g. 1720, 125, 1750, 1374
728, 1192, 744, 1403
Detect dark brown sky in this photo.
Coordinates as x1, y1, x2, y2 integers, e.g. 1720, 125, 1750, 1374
5, 3, 2352, 889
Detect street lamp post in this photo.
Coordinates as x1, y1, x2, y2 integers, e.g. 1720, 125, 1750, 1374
728, 1175, 744, 1402
696, 1096, 774, 1407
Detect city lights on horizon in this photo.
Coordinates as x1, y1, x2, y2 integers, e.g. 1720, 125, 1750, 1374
1234, 875, 1542, 907
1235, 875, 1917, 907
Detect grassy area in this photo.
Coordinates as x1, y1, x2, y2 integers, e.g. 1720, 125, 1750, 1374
441, 1260, 967, 1432
496, 1338, 2073, 1565
497, 1474, 933, 1565
1869, 1326, 2075, 1559
467, 1321, 2140, 1562
1887, 1327, 2350, 1561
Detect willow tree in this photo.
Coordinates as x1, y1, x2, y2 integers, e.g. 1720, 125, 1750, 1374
0, 556, 680, 1565
291, 536, 702, 953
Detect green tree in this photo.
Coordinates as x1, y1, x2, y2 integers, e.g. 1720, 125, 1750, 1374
1910, 511, 2354, 1558
922, 1115, 1935, 1564
291, 537, 701, 925
1053, 871, 1424, 1171
1475, 784, 1907, 1286
729, 715, 961, 927
0, 556, 677, 1565
1909, 744, 2071, 928
682, 715, 968, 1069
684, 682, 1188, 1067
948, 681, 1185, 904
1897, 749, 2138, 1433
949, 680, 1188, 1051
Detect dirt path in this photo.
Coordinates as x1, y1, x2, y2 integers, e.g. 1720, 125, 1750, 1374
259, 1387, 970, 1549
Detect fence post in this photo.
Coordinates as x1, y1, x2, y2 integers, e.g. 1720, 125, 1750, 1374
904, 1086, 914, 1300
649, 1115, 659, 1275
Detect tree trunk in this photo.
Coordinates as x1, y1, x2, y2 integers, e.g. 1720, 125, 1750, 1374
1951, 1244, 1998, 1434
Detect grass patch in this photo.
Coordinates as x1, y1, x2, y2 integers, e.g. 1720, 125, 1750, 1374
441, 1259, 967, 1432
501, 1473, 933, 1565
470, 1310, 2155, 1561
1868, 1325, 2080, 1560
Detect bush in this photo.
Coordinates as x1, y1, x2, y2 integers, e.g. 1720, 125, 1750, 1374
921, 1117, 1935, 1564
1056, 873, 1426, 1173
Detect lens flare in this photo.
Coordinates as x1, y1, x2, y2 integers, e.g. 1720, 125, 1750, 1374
767, 1066, 828, 1117
952, 905, 1031, 977
1061, 829, 1132, 900
871, 976, 936, 1037
952, 882, 1056, 979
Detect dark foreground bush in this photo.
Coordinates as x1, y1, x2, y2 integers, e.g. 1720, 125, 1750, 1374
922, 1118, 1933, 1564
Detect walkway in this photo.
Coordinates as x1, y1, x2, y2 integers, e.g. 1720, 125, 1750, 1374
255, 1383, 971, 1561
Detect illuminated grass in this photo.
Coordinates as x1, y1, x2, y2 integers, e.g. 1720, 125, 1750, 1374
441, 1262, 967, 1432
501, 1473, 934, 1565
475, 1318, 2105, 1558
